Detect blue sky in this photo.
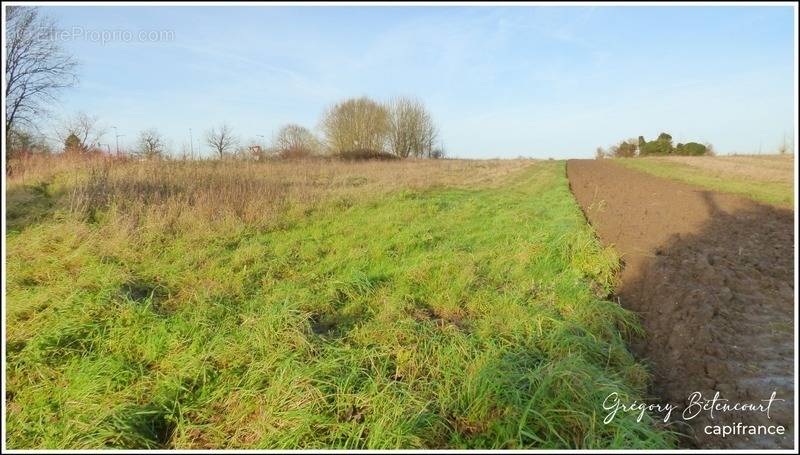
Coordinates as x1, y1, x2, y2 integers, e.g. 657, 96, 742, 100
40, 5, 796, 158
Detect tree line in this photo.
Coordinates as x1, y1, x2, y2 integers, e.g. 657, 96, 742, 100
596, 133, 714, 159
202, 95, 443, 161
47, 95, 443, 161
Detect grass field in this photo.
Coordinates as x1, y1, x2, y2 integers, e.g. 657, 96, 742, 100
5, 157, 675, 449
612, 155, 794, 208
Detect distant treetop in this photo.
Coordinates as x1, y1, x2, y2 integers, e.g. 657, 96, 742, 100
597, 132, 713, 158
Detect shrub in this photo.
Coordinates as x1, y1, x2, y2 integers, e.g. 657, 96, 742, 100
337, 148, 399, 161
674, 142, 708, 156
429, 147, 446, 159
64, 133, 85, 154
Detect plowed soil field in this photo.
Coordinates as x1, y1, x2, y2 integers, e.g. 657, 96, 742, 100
567, 159, 795, 449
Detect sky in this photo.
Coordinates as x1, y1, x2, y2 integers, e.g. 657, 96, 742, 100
35, 4, 797, 159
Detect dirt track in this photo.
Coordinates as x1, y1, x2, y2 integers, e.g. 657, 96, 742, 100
567, 159, 794, 449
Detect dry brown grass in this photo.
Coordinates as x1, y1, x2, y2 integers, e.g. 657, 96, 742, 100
645, 154, 794, 184
614, 154, 794, 207
6, 154, 533, 233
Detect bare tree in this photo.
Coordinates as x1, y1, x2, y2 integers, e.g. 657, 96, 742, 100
5, 6, 78, 152
320, 97, 390, 157
387, 96, 438, 158
56, 112, 105, 154
205, 123, 237, 159
272, 124, 320, 158
136, 128, 165, 159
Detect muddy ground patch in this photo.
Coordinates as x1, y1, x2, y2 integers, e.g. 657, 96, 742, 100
567, 159, 794, 449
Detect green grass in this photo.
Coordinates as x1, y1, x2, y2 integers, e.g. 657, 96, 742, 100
5, 161, 675, 449
612, 157, 793, 207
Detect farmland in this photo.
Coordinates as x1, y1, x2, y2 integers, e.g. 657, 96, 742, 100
612, 154, 794, 208
5, 157, 675, 449
4, 3, 796, 452
569, 158, 794, 449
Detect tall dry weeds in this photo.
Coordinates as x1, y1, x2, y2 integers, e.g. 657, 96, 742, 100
7, 155, 532, 233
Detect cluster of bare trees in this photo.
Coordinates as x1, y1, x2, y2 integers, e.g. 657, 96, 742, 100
126, 95, 441, 161
49, 111, 167, 159
320, 96, 442, 159
230, 95, 443, 161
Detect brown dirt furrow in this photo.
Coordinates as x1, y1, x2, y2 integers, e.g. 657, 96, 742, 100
567, 159, 794, 449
